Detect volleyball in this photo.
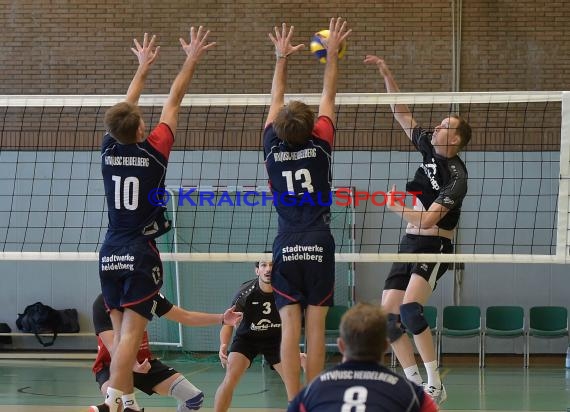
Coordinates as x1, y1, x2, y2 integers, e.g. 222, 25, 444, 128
310, 29, 347, 63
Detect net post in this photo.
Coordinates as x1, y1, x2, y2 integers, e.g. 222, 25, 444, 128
557, 92, 570, 262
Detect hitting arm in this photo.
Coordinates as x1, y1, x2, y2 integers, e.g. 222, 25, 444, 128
363, 55, 417, 140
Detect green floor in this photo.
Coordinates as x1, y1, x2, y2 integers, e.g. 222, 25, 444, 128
0, 356, 569, 411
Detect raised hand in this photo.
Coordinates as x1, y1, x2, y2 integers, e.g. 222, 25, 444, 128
268, 23, 305, 59
363, 55, 391, 77
323, 17, 351, 57
131, 32, 160, 67
179, 26, 217, 61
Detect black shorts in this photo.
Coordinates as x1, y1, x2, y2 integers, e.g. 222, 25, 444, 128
271, 230, 335, 309
384, 234, 453, 292
95, 359, 178, 396
230, 335, 281, 367
99, 240, 163, 320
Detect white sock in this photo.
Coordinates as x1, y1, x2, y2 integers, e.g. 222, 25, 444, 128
104, 387, 122, 412
424, 360, 441, 388
121, 393, 141, 411
403, 364, 423, 385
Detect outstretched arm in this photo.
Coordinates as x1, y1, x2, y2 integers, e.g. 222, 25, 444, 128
264, 23, 305, 127
160, 26, 216, 133
163, 305, 243, 327
125, 33, 160, 105
318, 17, 351, 123
363, 56, 417, 140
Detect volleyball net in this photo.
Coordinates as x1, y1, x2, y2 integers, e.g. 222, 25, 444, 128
1, 91, 568, 349
0, 92, 567, 264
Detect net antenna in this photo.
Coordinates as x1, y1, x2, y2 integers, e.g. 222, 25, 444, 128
0, 91, 568, 265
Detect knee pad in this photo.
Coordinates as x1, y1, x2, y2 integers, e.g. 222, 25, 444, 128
387, 313, 404, 343
400, 302, 428, 335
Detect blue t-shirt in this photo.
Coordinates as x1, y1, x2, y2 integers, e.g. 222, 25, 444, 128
101, 123, 174, 245
263, 116, 334, 233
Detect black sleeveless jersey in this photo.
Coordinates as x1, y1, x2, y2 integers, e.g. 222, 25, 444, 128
231, 278, 281, 341
263, 116, 334, 233
101, 123, 174, 245
406, 127, 468, 230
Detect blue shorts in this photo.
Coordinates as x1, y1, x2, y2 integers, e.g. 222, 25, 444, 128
271, 231, 335, 309
99, 240, 163, 320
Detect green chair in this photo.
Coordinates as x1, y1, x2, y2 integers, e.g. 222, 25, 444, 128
300, 305, 349, 352
526, 306, 568, 367
390, 305, 438, 368
438, 305, 482, 367
324, 305, 349, 350
483, 305, 525, 367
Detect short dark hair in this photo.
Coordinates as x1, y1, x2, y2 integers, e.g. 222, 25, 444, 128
255, 251, 273, 268
272, 101, 315, 146
104, 101, 142, 145
340, 303, 387, 362
451, 114, 472, 150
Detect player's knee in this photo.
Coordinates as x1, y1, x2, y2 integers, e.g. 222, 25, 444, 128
399, 302, 428, 335
387, 313, 404, 342
178, 391, 204, 411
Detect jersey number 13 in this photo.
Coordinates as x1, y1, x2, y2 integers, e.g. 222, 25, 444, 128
282, 169, 314, 194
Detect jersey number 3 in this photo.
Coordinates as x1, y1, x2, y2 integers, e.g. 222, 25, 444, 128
282, 169, 314, 194
112, 175, 139, 210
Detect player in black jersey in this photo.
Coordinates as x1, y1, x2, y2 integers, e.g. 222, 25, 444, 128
214, 259, 283, 412
364, 55, 471, 405
92, 28, 215, 412
288, 303, 438, 412
263, 18, 351, 402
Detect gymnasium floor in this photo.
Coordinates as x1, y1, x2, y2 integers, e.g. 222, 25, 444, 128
0, 355, 568, 411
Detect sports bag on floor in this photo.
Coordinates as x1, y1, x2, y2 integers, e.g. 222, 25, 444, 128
16, 302, 60, 347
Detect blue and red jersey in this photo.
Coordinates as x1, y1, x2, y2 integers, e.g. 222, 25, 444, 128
101, 123, 174, 245
263, 116, 334, 233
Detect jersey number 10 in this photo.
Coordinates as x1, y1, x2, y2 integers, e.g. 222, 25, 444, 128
112, 175, 139, 210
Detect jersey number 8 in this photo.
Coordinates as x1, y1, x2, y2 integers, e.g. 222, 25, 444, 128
341, 386, 368, 412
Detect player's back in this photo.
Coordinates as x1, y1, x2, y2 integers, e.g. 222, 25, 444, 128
289, 360, 426, 412
263, 116, 334, 233
101, 124, 173, 244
